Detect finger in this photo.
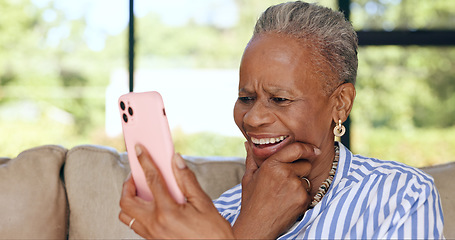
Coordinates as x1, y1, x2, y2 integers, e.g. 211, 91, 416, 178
118, 210, 129, 226
300, 177, 312, 192
242, 141, 257, 186
119, 191, 155, 237
120, 176, 146, 208
172, 153, 213, 207
119, 211, 137, 228
135, 144, 175, 206
119, 211, 150, 237
268, 142, 320, 164
120, 175, 147, 204
244, 141, 258, 172
288, 159, 312, 178
119, 176, 150, 217
122, 173, 137, 198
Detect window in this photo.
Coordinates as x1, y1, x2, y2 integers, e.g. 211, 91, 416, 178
344, 0, 455, 166
1, 0, 453, 167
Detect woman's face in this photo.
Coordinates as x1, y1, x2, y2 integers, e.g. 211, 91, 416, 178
234, 33, 335, 166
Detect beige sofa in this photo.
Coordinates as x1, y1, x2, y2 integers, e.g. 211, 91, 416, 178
0, 144, 453, 239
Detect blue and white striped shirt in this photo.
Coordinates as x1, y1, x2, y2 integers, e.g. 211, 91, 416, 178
214, 143, 444, 239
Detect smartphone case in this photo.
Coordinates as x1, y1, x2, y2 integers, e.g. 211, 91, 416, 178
118, 91, 185, 203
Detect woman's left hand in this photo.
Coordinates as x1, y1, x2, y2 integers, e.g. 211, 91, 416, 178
119, 144, 234, 239
232, 142, 318, 239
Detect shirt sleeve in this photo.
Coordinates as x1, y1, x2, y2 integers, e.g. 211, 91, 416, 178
212, 184, 242, 225
379, 174, 444, 239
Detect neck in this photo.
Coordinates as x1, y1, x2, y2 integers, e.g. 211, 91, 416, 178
307, 141, 336, 198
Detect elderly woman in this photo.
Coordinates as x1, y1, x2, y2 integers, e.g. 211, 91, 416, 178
119, 1, 444, 239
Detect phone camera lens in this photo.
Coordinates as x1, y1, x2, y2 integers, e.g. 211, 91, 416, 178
128, 107, 133, 116
123, 113, 128, 123
120, 101, 126, 110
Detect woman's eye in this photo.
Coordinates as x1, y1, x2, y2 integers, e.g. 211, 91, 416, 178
272, 97, 289, 103
238, 96, 254, 103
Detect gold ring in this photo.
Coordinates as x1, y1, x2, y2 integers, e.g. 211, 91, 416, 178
128, 218, 136, 229
301, 177, 311, 192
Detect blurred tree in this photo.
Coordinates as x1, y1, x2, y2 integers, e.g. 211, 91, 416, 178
353, 46, 455, 129
0, 0, 119, 135
135, 0, 335, 69
413, 48, 455, 128
349, 0, 455, 130
351, 0, 455, 30
1, 0, 454, 162
0, 0, 52, 86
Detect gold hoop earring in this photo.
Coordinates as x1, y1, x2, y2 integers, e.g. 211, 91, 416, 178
333, 119, 345, 142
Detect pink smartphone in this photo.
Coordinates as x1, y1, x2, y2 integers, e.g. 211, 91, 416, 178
118, 91, 185, 203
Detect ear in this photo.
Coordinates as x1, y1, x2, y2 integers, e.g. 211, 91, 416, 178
330, 83, 356, 124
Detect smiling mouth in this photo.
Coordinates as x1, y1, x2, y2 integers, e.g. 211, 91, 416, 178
251, 136, 288, 148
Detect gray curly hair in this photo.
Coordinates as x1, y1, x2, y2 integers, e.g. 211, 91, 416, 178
252, 1, 358, 94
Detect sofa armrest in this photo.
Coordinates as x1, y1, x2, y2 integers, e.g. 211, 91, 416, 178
0, 145, 68, 239
421, 162, 455, 239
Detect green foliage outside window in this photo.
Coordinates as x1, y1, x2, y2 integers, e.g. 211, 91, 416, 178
0, 0, 454, 167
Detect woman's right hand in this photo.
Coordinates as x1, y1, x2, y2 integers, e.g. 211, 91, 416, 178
119, 145, 234, 239
232, 142, 320, 239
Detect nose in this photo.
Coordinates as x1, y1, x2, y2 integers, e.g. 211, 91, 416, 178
243, 100, 274, 128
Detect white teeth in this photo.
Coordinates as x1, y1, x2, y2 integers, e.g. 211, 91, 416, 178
251, 136, 287, 145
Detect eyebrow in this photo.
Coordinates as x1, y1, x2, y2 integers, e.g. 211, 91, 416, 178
238, 86, 297, 96
238, 88, 254, 94
266, 86, 296, 96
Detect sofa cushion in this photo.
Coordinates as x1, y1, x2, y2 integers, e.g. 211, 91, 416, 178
0, 145, 68, 239
63, 145, 245, 239
421, 162, 455, 239
64, 145, 141, 239
184, 155, 245, 199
